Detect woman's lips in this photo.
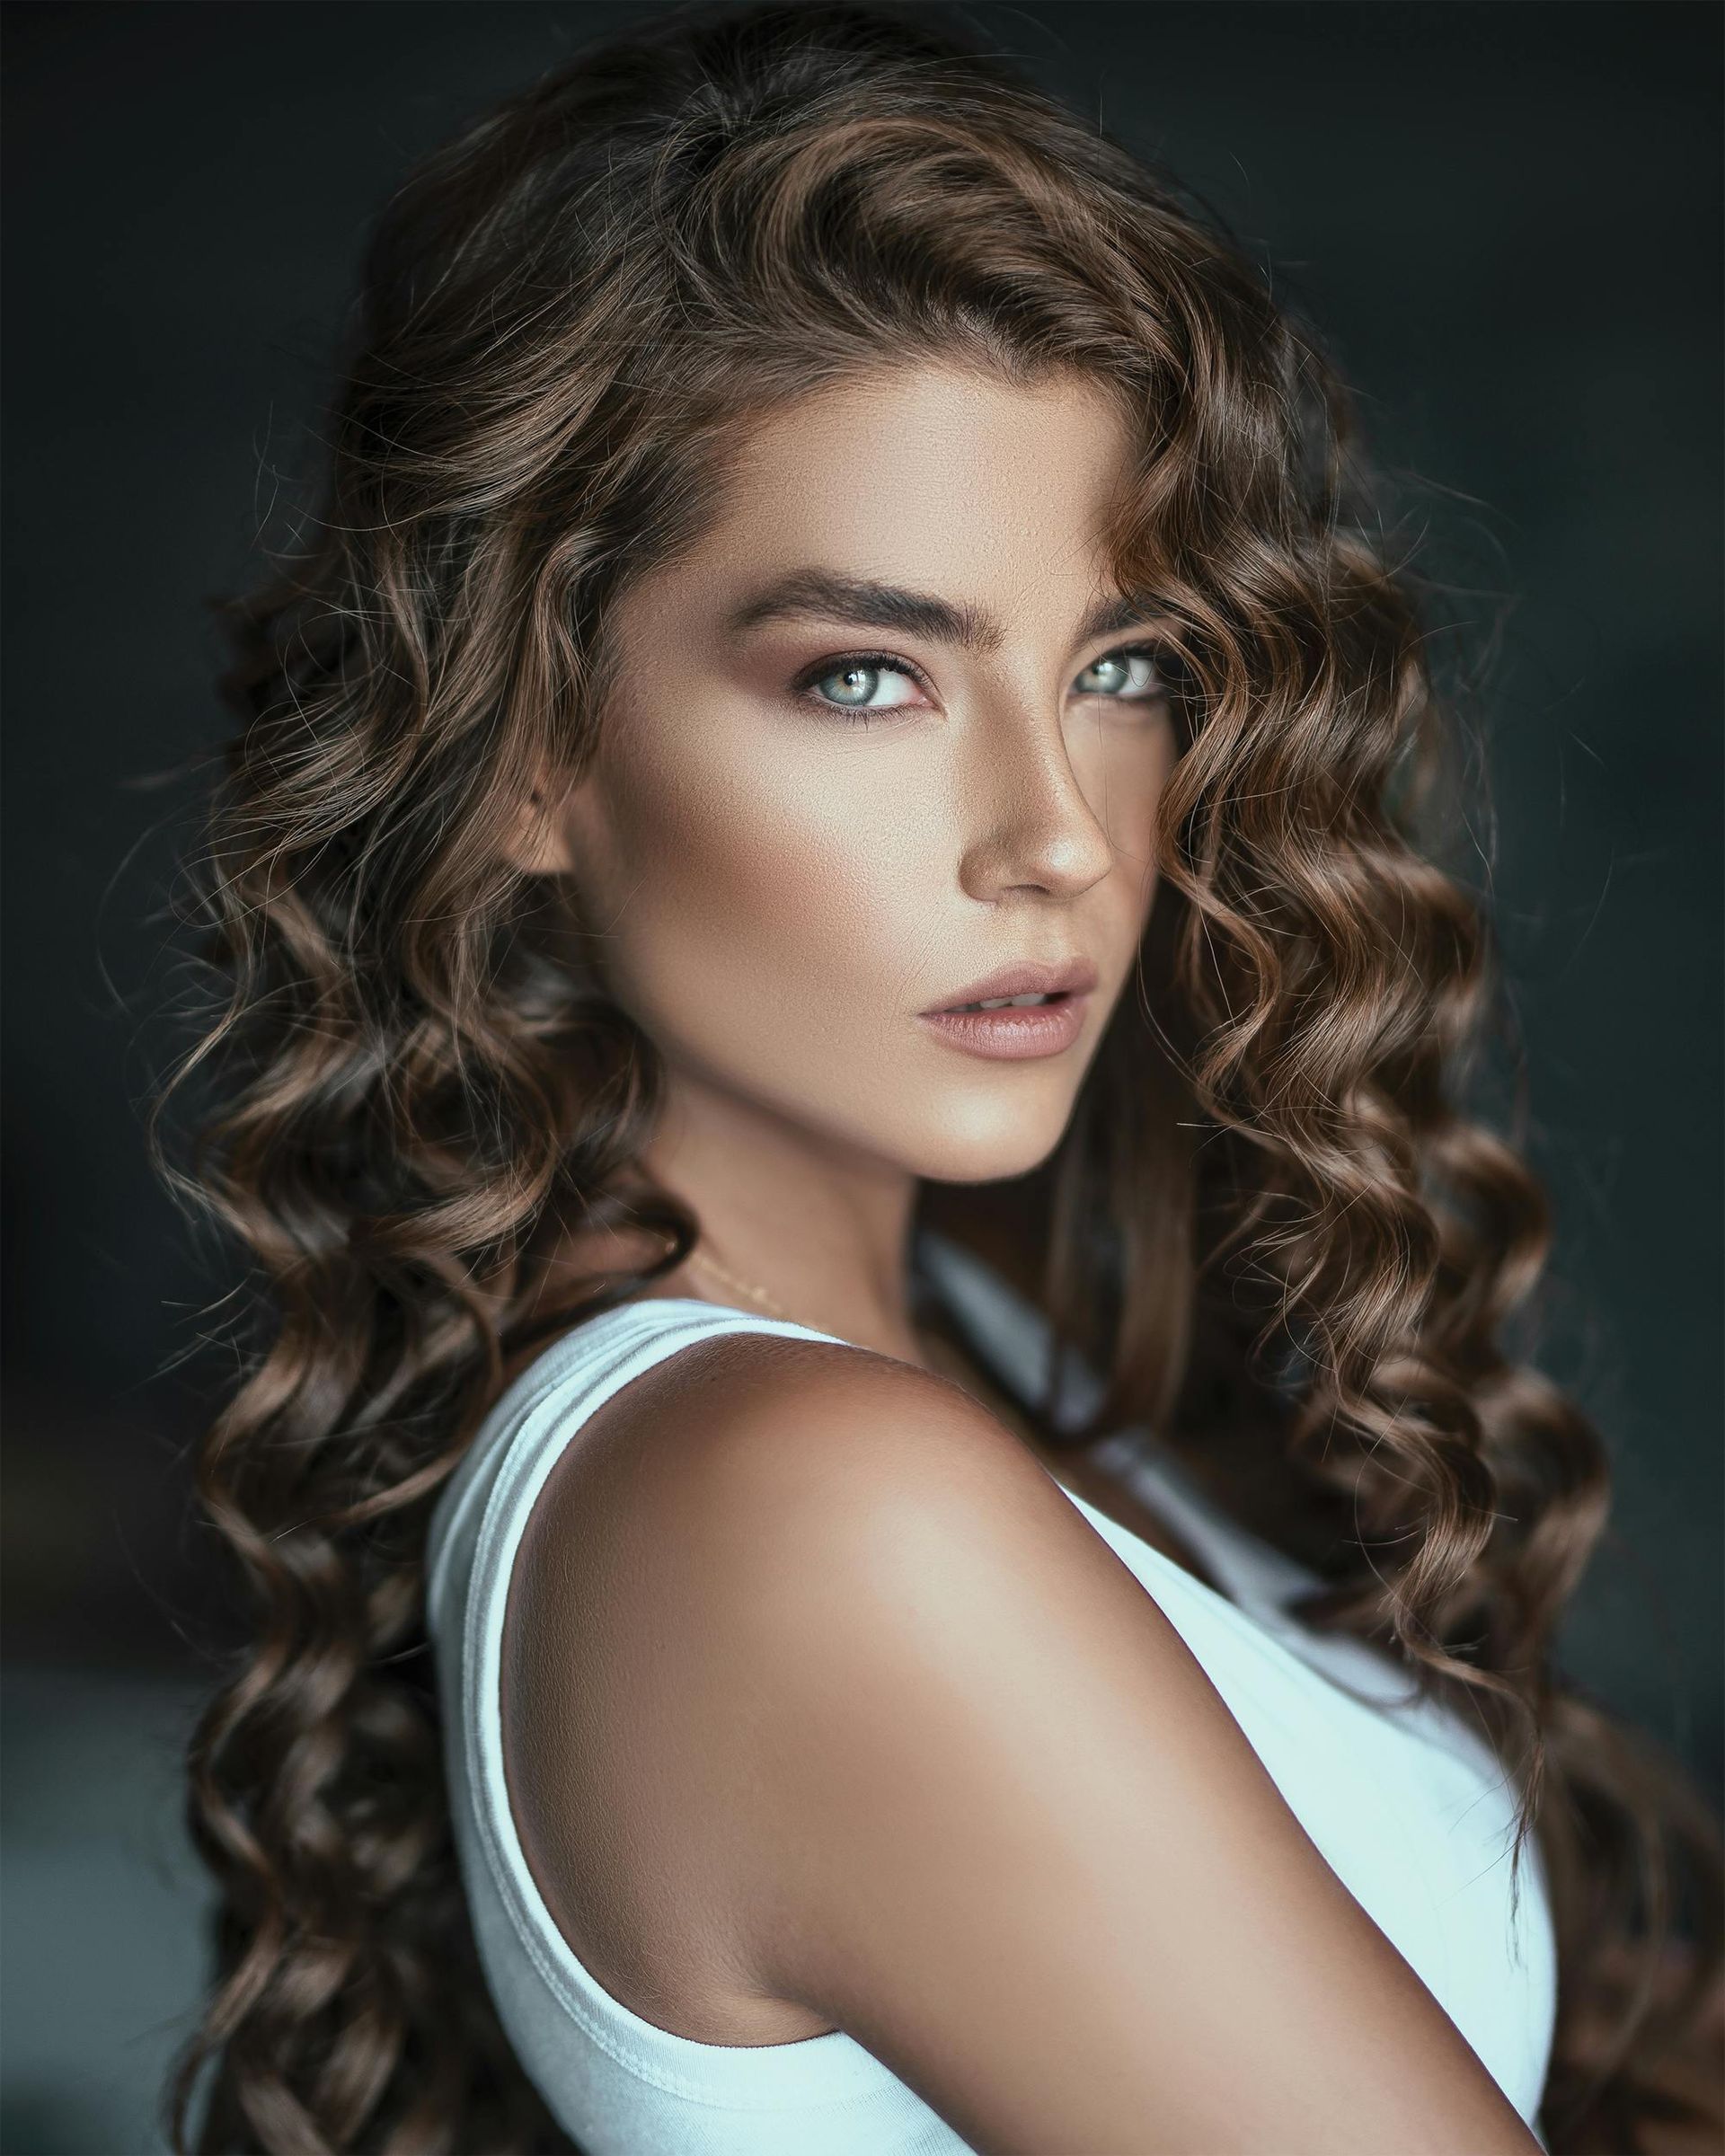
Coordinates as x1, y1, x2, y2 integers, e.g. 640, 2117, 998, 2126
915, 991, 1092, 1061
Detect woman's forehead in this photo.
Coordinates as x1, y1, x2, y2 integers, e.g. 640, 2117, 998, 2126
632, 365, 1141, 629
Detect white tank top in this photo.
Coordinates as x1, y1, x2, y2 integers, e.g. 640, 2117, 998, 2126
425, 1233, 1558, 2154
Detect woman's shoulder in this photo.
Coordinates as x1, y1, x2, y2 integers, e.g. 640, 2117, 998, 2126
498, 1315, 1542, 2156
497, 1317, 1099, 2043
508, 1312, 1061, 1626
500, 1312, 1208, 1869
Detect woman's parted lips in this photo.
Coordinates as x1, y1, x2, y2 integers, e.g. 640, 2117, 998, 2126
919, 956, 1099, 1015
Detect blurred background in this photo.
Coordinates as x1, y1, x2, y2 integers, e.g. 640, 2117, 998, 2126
4, 3, 1720, 2148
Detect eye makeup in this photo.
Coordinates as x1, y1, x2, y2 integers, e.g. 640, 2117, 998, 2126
788, 641, 1177, 726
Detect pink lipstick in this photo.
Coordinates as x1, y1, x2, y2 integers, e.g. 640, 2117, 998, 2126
916, 957, 1098, 1062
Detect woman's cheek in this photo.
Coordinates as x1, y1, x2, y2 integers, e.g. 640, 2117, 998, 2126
590, 743, 929, 1068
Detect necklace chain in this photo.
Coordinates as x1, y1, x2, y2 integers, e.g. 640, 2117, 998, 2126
681, 1244, 1037, 1447
683, 1244, 800, 1324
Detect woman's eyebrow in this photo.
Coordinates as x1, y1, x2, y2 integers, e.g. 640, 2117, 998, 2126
724, 570, 1156, 654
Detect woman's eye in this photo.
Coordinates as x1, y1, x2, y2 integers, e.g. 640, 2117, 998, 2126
792, 640, 1172, 725
794, 654, 927, 720
1075, 644, 1170, 702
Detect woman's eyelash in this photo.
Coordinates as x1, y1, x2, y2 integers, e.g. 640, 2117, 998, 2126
788, 649, 932, 717
790, 641, 1173, 724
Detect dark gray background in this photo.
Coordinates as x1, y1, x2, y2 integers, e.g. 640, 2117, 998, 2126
4, 5, 1721, 2148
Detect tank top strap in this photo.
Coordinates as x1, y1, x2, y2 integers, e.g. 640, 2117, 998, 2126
423, 1294, 951, 2134
427, 1296, 849, 1632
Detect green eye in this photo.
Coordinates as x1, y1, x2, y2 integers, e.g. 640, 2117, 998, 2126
791, 649, 931, 726
791, 639, 1174, 729
1075, 644, 1169, 701
810, 661, 910, 709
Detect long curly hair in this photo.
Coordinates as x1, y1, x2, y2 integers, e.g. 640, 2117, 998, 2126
152, 5, 1722, 2150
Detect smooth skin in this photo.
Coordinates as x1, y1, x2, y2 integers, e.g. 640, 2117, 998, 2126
498, 362, 1544, 2153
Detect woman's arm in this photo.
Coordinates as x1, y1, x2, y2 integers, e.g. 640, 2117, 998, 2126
677, 1348, 1546, 2156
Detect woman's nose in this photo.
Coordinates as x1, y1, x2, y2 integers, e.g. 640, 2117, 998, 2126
954, 699, 1118, 905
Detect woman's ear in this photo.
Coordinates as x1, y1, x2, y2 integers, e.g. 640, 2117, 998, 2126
498, 770, 580, 877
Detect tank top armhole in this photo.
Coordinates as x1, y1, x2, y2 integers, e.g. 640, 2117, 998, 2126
429, 1297, 907, 2107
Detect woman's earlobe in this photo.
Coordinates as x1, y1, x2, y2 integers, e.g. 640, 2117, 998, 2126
498, 781, 578, 876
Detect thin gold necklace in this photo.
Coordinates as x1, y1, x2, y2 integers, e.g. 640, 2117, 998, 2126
683, 1244, 801, 1325
682, 1245, 1022, 1437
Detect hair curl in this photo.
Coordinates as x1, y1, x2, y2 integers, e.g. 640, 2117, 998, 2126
153, 4, 1722, 2150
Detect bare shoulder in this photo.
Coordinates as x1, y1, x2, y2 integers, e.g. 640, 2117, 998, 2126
500, 1328, 1048, 2038
535, 1327, 1139, 1681
625, 1325, 1070, 1561
505, 1326, 1086, 1741
503, 1330, 1542, 2152
515, 1321, 1064, 1611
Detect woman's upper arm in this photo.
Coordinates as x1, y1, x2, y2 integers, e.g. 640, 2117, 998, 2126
691, 1352, 1543, 2156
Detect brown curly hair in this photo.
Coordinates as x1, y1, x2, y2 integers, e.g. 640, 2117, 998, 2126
152, 4, 1723, 2150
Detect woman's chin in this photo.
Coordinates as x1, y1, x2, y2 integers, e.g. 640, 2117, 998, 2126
899, 1111, 1075, 1188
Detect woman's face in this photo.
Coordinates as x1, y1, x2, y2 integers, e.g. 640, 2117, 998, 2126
543, 361, 1180, 1186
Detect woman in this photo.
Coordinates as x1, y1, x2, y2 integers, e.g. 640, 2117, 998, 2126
155, 4, 1722, 2152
